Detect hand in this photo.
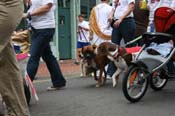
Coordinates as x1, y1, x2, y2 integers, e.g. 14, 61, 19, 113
108, 17, 113, 23
89, 35, 93, 41
77, 30, 80, 33
22, 13, 27, 19
78, 26, 82, 29
113, 18, 123, 28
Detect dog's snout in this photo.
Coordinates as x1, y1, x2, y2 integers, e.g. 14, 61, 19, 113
78, 54, 83, 58
84, 53, 94, 60
85, 53, 91, 59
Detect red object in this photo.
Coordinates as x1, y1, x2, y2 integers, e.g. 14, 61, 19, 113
154, 7, 175, 32
115, 46, 141, 59
16, 53, 29, 60
125, 46, 142, 54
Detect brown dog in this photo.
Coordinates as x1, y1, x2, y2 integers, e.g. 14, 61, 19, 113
98, 42, 141, 87
81, 45, 110, 87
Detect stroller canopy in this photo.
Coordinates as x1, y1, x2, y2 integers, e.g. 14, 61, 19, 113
154, 7, 175, 34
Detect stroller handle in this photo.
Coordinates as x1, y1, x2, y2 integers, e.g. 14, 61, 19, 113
142, 32, 175, 45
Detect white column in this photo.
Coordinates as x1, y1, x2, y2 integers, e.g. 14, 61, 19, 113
70, 0, 80, 59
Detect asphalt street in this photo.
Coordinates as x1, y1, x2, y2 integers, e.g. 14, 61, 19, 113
28, 76, 175, 116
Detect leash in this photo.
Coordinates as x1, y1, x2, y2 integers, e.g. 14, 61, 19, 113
124, 36, 142, 46
79, 28, 89, 42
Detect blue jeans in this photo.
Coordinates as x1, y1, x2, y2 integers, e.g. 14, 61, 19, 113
27, 28, 66, 87
107, 18, 136, 77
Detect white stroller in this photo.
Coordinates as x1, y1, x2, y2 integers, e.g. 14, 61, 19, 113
122, 7, 175, 103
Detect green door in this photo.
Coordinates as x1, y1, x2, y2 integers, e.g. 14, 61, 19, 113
58, 8, 71, 59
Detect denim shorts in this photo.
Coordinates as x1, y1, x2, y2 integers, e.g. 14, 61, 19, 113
77, 41, 90, 48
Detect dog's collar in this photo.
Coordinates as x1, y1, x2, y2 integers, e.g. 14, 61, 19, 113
115, 47, 123, 59
110, 47, 128, 60
108, 46, 122, 59
109, 45, 119, 56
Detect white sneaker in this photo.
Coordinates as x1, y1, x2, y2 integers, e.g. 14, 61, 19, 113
107, 75, 112, 80
47, 85, 65, 91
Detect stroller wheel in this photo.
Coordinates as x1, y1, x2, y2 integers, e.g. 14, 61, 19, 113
122, 65, 149, 103
24, 84, 31, 105
150, 70, 168, 91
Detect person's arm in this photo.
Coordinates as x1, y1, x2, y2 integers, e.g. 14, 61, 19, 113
108, 9, 115, 23
89, 8, 95, 41
78, 21, 89, 32
79, 26, 89, 31
23, 3, 53, 18
121, 2, 135, 20
108, 2, 117, 23
113, 2, 135, 28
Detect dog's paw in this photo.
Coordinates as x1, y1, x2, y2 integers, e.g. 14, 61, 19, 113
112, 76, 118, 87
95, 82, 101, 88
113, 83, 117, 88
80, 73, 84, 77
95, 84, 101, 88
101, 77, 106, 85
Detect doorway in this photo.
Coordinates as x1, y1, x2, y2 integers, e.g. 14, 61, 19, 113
58, 0, 71, 59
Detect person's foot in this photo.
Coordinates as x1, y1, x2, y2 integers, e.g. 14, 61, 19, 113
107, 75, 112, 80
47, 84, 66, 91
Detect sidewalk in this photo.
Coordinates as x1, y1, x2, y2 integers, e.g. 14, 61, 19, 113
36, 59, 81, 78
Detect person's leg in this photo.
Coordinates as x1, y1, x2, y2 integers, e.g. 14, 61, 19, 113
26, 30, 43, 81
107, 62, 117, 77
40, 29, 66, 88
42, 44, 66, 87
75, 41, 82, 64
135, 24, 147, 46
120, 18, 136, 47
111, 27, 122, 45
0, 0, 23, 53
107, 28, 122, 77
0, 42, 30, 116
0, 0, 30, 115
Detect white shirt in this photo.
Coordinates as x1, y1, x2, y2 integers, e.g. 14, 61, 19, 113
113, 0, 135, 20
158, 0, 173, 7
147, 0, 160, 22
91, 3, 112, 46
78, 21, 89, 43
170, 0, 175, 8
28, 0, 56, 29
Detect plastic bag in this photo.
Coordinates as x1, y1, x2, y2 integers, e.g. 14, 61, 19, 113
23, 71, 39, 104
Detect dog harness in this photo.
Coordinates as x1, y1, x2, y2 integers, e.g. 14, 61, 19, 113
125, 46, 142, 54
112, 46, 142, 59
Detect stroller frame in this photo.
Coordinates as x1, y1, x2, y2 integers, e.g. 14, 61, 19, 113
122, 7, 175, 103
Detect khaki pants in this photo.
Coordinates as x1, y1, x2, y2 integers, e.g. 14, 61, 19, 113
0, 0, 30, 116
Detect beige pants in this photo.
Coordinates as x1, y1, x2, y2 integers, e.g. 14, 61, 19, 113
0, 0, 30, 116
